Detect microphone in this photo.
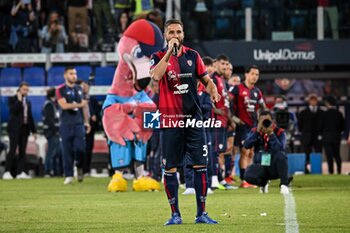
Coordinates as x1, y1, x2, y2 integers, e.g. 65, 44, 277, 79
173, 43, 178, 56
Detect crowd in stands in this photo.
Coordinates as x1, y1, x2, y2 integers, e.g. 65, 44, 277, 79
1, 0, 350, 54
0, 0, 165, 53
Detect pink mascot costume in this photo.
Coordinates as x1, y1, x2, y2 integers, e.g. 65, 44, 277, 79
102, 20, 164, 192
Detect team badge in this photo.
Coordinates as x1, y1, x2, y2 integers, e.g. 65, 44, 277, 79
254, 92, 258, 98
187, 60, 192, 66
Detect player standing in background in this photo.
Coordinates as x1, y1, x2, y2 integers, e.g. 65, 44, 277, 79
210, 54, 232, 190
229, 65, 265, 188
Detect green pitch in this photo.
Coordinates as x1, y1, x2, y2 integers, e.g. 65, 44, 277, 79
1, 175, 349, 233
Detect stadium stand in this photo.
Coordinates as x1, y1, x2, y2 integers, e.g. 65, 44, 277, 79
94, 66, 115, 86
0, 67, 22, 87
91, 138, 109, 173
75, 65, 93, 81
47, 66, 65, 86
23, 67, 46, 86
27, 96, 46, 123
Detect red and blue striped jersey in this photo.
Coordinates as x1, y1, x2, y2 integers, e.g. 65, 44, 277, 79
211, 72, 229, 127
229, 83, 264, 127
150, 46, 208, 117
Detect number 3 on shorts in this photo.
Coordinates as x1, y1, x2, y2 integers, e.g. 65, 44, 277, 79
203, 145, 208, 157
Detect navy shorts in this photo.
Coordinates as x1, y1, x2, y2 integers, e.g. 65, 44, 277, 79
212, 127, 228, 153
234, 124, 253, 148
161, 127, 208, 170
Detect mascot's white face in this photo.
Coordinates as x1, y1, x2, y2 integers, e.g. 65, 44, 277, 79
109, 36, 152, 96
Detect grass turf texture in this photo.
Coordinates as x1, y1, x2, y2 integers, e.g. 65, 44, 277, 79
1, 175, 349, 233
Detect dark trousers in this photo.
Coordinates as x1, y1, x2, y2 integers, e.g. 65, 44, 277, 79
44, 135, 61, 175
303, 139, 322, 164
83, 129, 95, 174
60, 124, 86, 177
5, 126, 29, 176
324, 142, 341, 174
244, 151, 289, 186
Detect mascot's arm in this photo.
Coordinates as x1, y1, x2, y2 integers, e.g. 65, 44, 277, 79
102, 103, 140, 146
133, 102, 157, 143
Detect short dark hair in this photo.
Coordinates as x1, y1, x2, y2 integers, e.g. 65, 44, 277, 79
19, 81, 29, 88
64, 66, 75, 73
259, 109, 273, 119
216, 54, 229, 62
245, 65, 259, 73
202, 56, 214, 66
164, 19, 183, 30
324, 95, 337, 106
46, 87, 56, 99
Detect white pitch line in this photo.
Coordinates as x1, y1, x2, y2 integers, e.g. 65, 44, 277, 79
284, 188, 299, 233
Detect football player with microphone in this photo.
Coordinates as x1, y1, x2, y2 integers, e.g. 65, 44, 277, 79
150, 19, 220, 225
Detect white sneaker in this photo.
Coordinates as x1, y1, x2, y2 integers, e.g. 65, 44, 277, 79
260, 184, 269, 194
64, 177, 73, 185
77, 168, 84, 183
280, 185, 290, 194
207, 188, 214, 195
182, 188, 195, 195
16, 172, 32, 179
2, 171, 14, 180
211, 175, 220, 189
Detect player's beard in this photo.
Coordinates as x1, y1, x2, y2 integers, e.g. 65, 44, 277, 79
67, 77, 77, 85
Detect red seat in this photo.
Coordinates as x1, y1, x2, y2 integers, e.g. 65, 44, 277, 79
93, 138, 109, 154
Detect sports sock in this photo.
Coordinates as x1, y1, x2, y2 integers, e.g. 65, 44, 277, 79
194, 167, 208, 217
163, 171, 180, 214
240, 168, 246, 180
224, 155, 232, 178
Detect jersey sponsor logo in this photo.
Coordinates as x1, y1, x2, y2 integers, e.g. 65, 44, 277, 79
174, 83, 189, 94
244, 96, 256, 112
187, 60, 192, 66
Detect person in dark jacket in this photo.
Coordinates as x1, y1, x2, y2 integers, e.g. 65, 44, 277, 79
2, 82, 37, 180
321, 96, 345, 174
42, 87, 61, 177
297, 93, 323, 173
243, 110, 290, 194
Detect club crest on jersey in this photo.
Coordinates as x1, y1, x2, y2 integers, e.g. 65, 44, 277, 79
253, 92, 258, 98
242, 91, 247, 95
187, 60, 192, 66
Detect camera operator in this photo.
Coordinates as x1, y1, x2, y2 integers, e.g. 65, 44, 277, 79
273, 95, 298, 152
243, 110, 290, 194
39, 11, 67, 53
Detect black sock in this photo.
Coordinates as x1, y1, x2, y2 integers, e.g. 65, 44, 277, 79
194, 167, 208, 217
163, 171, 180, 215
225, 155, 232, 178
240, 168, 246, 180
